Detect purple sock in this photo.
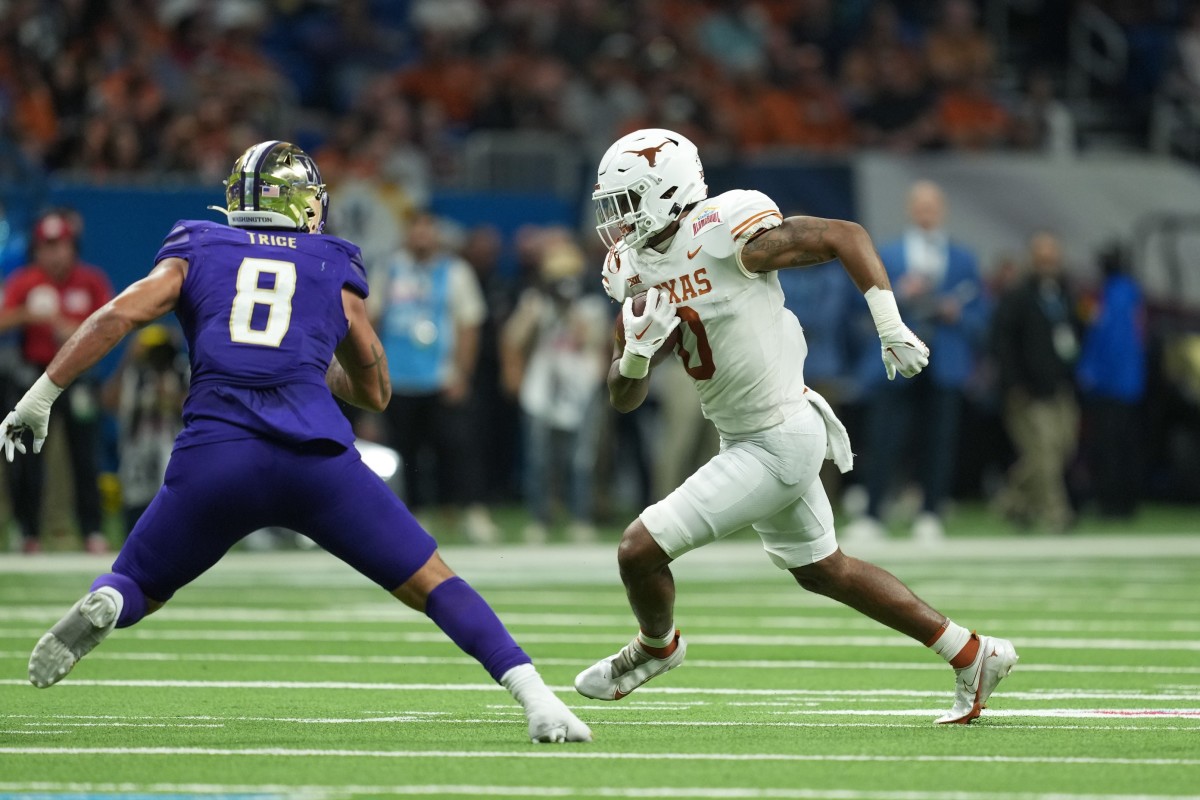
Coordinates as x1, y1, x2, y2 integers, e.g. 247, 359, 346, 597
424, 577, 531, 682
90, 573, 148, 629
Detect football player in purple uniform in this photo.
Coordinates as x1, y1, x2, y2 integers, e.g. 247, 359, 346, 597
5, 141, 590, 744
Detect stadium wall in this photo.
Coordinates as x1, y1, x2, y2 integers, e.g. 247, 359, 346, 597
855, 152, 1200, 307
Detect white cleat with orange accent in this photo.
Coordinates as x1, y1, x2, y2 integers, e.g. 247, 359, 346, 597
575, 631, 687, 701
936, 634, 1019, 724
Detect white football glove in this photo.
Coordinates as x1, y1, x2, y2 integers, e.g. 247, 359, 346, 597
865, 286, 930, 381
2, 373, 63, 462
879, 325, 930, 380
619, 287, 681, 379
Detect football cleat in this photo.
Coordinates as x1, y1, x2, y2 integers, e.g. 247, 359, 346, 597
28, 590, 119, 688
575, 630, 686, 700
525, 697, 594, 744
935, 634, 1019, 724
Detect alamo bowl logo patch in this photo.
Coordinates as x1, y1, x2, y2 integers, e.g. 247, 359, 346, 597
691, 207, 723, 235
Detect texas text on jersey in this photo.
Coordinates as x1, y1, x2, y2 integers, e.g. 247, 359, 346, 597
603, 189, 807, 437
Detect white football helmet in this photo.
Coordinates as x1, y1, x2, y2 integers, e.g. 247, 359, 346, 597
593, 128, 707, 253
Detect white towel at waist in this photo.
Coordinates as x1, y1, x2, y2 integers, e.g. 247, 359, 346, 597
805, 386, 854, 474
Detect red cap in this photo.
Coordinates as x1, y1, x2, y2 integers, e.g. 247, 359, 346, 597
33, 214, 75, 245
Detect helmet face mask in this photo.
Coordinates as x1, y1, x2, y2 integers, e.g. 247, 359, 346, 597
222, 141, 328, 233
593, 128, 707, 253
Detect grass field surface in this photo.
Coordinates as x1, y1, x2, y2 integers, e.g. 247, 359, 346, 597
1, 527, 1198, 800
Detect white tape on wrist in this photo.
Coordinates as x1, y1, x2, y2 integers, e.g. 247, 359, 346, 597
17, 373, 63, 417
865, 286, 903, 336
618, 351, 650, 380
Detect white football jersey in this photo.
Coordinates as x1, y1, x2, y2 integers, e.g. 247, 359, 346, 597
603, 189, 809, 437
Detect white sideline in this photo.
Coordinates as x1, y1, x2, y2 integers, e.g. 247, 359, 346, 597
1, 746, 1198, 766
2, 534, 1199, 580
0, 783, 1196, 800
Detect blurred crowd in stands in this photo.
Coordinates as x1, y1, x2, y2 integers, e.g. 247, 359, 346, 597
4, 0, 1200, 184
2, 0, 1197, 550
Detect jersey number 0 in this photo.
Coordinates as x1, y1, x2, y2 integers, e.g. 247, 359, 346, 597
229, 257, 297, 347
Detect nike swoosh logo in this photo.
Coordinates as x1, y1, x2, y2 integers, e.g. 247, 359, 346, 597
613, 688, 629, 700
634, 322, 653, 340
687, 246, 702, 259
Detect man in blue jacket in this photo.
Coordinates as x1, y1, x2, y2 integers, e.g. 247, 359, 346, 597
847, 180, 988, 542
1075, 242, 1146, 518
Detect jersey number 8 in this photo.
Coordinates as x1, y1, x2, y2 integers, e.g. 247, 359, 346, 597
229, 257, 297, 347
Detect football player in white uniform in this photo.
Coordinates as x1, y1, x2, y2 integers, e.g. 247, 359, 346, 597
574, 129, 1017, 724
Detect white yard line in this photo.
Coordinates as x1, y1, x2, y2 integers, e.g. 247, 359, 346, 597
3, 628, 1199, 651
6, 607, 1200, 633
1, 746, 1198, 767
6, 649, 1200, 676
2, 678, 1198, 705
2, 536, 1198, 579
0, 783, 1197, 800
3, 649, 1200, 675
4, 710, 1199, 728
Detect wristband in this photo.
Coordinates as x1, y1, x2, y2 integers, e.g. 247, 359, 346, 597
618, 351, 650, 380
15, 373, 64, 417
865, 286, 903, 336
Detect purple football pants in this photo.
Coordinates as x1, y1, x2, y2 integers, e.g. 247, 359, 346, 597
113, 437, 439, 602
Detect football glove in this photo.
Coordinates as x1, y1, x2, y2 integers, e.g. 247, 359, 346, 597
879, 326, 930, 380
865, 286, 930, 381
2, 373, 63, 462
619, 287, 680, 379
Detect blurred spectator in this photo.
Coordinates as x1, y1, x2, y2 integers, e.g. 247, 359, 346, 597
560, 33, 648, 161
991, 231, 1081, 532
1075, 242, 1147, 518
936, 73, 1011, 150
847, 180, 987, 542
696, 4, 770, 74
854, 49, 940, 152
0, 201, 29, 276
394, 31, 485, 128
101, 324, 189, 536
0, 211, 112, 553
1011, 70, 1076, 157
325, 131, 415, 278
780, 44, 855, 152
462, 224, 522, 504
924, 0, 995, 88
501, 235, 609, 543
375, 211, 498, 543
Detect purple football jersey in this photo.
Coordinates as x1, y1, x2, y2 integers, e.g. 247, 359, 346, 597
154, 220, 369, 449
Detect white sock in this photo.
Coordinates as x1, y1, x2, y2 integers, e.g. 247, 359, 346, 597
927, 620, 971, 665
500, 663, 557, 708
638, 627, 676, 649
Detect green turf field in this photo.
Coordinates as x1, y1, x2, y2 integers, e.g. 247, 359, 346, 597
1, 530, 1198, 799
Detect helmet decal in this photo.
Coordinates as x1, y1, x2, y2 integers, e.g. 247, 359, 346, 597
622, 139, 674, 168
